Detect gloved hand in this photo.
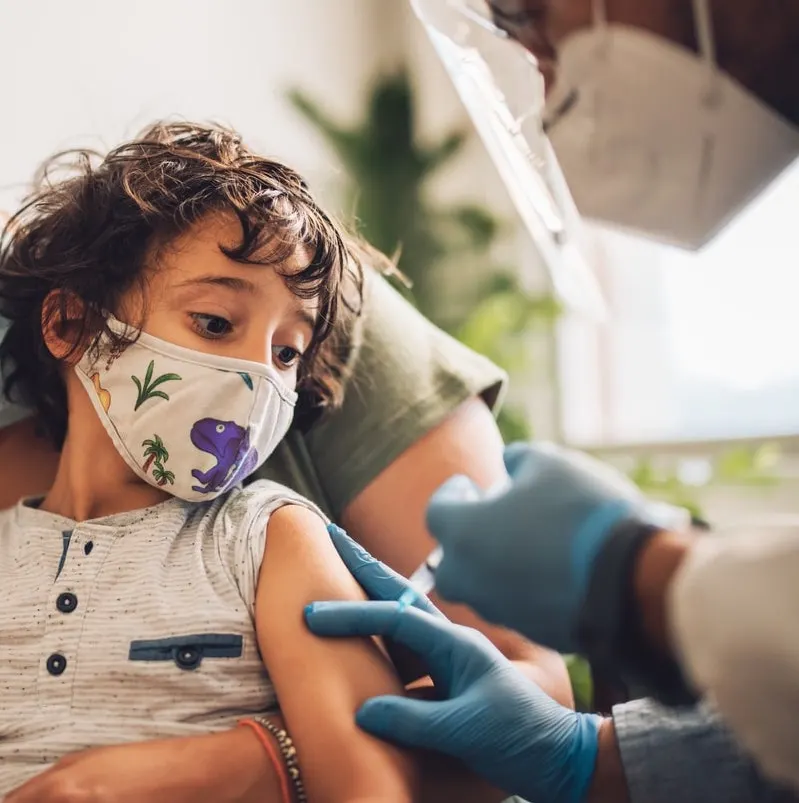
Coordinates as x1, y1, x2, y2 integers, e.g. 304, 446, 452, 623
306, 525, 603, 803
428, 441, 647, 653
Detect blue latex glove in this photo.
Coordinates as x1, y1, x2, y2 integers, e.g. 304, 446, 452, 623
306, 525, 602, 803
428, 441, 646, 653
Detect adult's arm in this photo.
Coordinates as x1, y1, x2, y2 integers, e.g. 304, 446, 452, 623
299, 273, 572, 705
665, 529, 799, 790
606, 525, 799, 790
594, 698, 799, 803
342, 398, 573, 703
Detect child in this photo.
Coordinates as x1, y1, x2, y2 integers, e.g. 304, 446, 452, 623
0, 122, 419, 801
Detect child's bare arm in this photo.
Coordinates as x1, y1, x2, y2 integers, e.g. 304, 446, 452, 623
256, 505, 419, 803
2, 720, 287, 803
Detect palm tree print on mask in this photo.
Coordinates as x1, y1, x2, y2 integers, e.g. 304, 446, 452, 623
151, 463, 176, 487
142, 435, 169, 474
141, 435, 175, 487
131, 360, 182, 411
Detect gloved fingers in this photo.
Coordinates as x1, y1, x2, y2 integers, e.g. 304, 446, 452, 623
304, 600, 405, 638
305, 600, 499, 680
506, 443, 646, 504
356, 695, 453, 752
425, 474, 484, 545
556, 448, 643, 499
326, 524, 377, 574
306, 600, 442, 646
502, 440, 540, 477
433, 551, 481, 608
505, 440, 582, 480
327, 524, 441, 616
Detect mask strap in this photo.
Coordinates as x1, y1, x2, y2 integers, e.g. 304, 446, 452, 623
692, 0, 720, 208
692, 0, 721, 104
591, 0, 609, 57
592, 0, 607, 27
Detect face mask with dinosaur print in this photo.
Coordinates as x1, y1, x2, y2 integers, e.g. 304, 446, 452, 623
74, 315, 297, 502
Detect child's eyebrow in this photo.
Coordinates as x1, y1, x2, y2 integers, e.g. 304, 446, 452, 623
176, 274, 317, 329
293, 308, 317, 331
176, 274, 258, 293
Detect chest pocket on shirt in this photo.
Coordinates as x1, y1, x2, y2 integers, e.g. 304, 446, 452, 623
129, 634, 243, 671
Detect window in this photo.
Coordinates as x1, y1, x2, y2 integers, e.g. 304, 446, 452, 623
557, 157, 799, 448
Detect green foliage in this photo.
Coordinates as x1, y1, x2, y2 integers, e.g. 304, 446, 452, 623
625, 458, 705, 519
564, 654, 594, 712
715, 443, 781, 486
289, 70, 558, 440
624, 442, 781, 521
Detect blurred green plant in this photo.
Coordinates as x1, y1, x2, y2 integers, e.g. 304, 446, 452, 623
625, 442, 781, 519
288, 70, 559, 441
564, 654, 595, 713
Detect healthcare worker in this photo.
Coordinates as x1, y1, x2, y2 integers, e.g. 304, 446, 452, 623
307, 524, 796, 803
307, 0, 799, 800
438, 0, 799, 789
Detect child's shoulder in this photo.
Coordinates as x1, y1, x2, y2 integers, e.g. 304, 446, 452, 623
194, 481, 329, 607
222, 479, 326, 522
0, 503, 16, 527
196, 480, 328, 542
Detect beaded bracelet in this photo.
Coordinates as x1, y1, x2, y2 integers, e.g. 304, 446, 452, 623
238, 718, 291, 803
254, 716, 308, 803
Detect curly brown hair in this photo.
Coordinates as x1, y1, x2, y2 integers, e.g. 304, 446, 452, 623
0, 121, 369, 448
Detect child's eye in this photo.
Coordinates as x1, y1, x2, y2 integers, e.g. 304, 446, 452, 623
273, 345, 301, 369
190, 313, 232, 339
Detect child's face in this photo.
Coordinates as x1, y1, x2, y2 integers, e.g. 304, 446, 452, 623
124, 214, 318, 391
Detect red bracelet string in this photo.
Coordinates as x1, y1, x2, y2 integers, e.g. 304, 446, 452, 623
238, 718, 292, 803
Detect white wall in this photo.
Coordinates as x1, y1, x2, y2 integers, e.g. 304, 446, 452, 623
0, 0, 515, 207
0, 0, 405, 208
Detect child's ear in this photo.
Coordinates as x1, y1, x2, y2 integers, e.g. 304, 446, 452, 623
41, 290, 91, 363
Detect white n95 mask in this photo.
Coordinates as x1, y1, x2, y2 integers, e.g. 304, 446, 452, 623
75, 317, 296, 502
545, 0, 799, 250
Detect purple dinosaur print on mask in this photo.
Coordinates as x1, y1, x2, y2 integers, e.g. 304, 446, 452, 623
190, 418, 259, 494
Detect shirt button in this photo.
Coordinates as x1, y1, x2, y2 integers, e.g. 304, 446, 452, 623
46, 653, 67, 676
84, 541, 94, 555
56, 592, 78, 614
175, 647, 202, 671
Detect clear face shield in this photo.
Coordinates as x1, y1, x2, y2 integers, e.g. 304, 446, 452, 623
411, 0, 799, 260
409, 0, 607, 319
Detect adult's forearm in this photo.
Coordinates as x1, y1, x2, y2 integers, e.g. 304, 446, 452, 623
586, 698, 797, 803
610, 698, 795, 803
587, 720, 630, 803
668, 531, 799, 790
633, 530, 691, 657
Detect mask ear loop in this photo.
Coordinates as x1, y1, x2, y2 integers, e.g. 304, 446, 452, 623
592, 0, 610, 62
692, 0, 721, 106
692, 0, 720, 214
585, 0, 609, 167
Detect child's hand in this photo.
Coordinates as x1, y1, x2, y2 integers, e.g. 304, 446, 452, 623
3, 725, 277, 803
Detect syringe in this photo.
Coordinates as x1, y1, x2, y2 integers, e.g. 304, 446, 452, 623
397, 545, 443, 610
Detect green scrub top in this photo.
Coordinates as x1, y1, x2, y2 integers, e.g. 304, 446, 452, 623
255, 270, 507, 520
